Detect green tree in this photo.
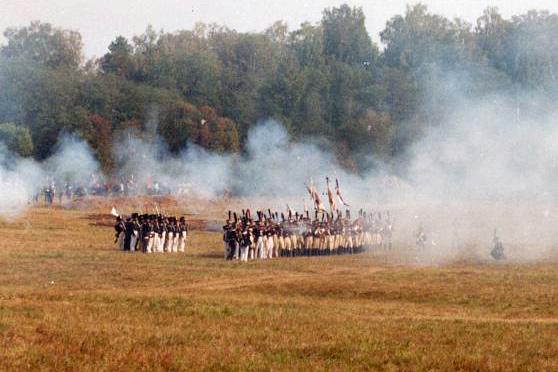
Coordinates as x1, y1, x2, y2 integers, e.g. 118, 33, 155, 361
2, 21, 82, 69
100, 36, 134, 78
0, 122, 34, 156
322, 4, 378, 65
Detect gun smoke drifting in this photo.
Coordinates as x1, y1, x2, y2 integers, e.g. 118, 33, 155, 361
1, 84, 558, 264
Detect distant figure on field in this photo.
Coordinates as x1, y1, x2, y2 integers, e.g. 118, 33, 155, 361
415, 224, 427, 248
491, 229, 505, 260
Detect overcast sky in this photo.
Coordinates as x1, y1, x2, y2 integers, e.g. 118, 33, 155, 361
1, 0, 558, 58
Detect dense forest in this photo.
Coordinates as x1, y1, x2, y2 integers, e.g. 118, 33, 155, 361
1, 3, 558, 173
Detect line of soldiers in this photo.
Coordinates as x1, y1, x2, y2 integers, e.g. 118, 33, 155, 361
223, 209, 394, 261
114, 213, 188, 253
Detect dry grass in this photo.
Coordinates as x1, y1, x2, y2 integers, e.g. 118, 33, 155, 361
1, 201, 558, 371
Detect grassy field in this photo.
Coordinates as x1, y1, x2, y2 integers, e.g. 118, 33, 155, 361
1, 201, 558, 371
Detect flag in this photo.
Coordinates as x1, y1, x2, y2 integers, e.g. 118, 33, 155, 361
309, 179, 326, 213
326, 177, 337, 211
111, 207, 119, 217
335, 178, 350, 207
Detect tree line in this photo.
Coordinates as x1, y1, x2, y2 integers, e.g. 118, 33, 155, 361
1, 4, 558, 173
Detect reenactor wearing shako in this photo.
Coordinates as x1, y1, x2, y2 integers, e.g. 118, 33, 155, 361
114, 216, 126, 250
151, 216, 160, 253
124, 217, 134, 251
223, 216, 232, 259
177, 217, 188, 253
225, 222, 239, 260
159, 216, 168, 253
165, 217, 175, 252
163, 217, 173, 252
130, 213, 141, 251
142, 215, 155, 253
240, 220, 252, 262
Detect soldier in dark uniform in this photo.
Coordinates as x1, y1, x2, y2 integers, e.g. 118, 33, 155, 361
123, 217, 134, 251
491, 230, 505, 260
140, 215, 151, 253
130, 213, 141, 251
114, 216, 126, 250
225, 224, 239, 260
240, 220, 252, 262
223, 219, 232, 259
178, 216, 188, 253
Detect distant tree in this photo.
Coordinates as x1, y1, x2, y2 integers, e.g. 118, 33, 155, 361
84, 114, 113, 170
322, 4, 378, 65
159, 100, 201, 153
100, 36, 134, 77
475, 7, 510, 70
2, 21, 82, 69
0, 122, 34, 157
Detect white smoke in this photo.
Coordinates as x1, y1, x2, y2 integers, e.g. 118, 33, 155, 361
0, 144, 43, 216
0, 134, 100, 217
2, 87, 558, 264
45, 134, 100, 185
386, 87, 558, 264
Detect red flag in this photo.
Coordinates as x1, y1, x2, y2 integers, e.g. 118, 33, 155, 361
326, 177, 337, 211
335, 178, 350, 207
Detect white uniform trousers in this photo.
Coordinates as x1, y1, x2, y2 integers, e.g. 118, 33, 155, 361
240, 244, 249, 262
116, 232, 125, 250
266, 236, 274, 259
256, 237, 266, 259
164, 232, 174, 252
130, 231, 138, 252
178, 231, 186, 253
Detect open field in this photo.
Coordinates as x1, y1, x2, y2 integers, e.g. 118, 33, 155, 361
1, 199, 558, 371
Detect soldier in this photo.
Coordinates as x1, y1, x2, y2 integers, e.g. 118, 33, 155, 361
223, 219, 232, 259
491, 229, 505, 260
130, 213, 141, 252
415, 224, 427, 249
255, 221, 266, 259
124, 217, 134, 251
303, 220, 313, 256
225, 223, 239, 260
265, 221, 274, 259
164, 217, 174, 252
159, 217, 168, 253
234, 221, 242, 260
142, 215, 155, 253
312, 222, 321, 256
114, 216, 126, 250
178, 217, 188, 253
240, 220, 252, 262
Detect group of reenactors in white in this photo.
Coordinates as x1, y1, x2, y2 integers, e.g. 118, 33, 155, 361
114, 210, 188, 253
222, 208, 394, 261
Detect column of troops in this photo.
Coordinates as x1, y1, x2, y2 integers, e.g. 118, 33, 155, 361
223, 209, 394, 261
114, 213, 188, 253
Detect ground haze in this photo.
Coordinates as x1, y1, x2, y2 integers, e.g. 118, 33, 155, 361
1, 200, 558, 371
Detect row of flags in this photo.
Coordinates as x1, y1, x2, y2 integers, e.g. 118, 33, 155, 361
306, 177, 350, 213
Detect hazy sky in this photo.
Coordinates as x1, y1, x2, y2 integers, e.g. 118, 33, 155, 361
1, 0, 558, 58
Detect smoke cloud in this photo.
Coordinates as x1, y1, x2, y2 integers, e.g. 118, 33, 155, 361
2, 83, 558, 264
